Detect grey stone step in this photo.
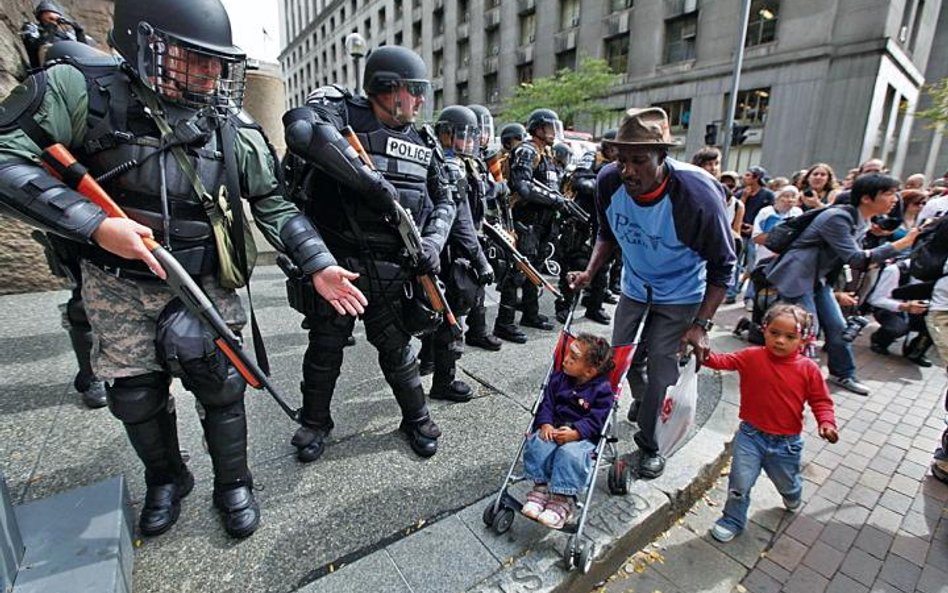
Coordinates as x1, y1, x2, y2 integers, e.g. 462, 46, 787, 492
12, 476, 133, 593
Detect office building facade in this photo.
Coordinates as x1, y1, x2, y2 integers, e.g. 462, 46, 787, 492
279, 0, 946, 178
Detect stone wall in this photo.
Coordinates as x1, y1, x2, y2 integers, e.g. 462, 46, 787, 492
0, 0, 114, 294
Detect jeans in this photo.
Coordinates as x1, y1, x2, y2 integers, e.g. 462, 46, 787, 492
522, 433, 596, 496
718, 422, 803, 533
871, 308, 909, 348
782, 282, 856, 379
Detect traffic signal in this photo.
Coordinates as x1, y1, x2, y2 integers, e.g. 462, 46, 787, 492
731, 124, 749, 146
704, 123, 718, 146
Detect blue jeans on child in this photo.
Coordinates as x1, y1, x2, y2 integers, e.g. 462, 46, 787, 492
522, 433, 596, 496
717, 422, 803, 534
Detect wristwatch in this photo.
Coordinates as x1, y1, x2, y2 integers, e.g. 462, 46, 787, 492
692, 317, 714, 332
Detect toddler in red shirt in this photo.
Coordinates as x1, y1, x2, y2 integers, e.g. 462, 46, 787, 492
705, 303, 839, 542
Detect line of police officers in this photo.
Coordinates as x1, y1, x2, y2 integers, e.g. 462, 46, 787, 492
0, 0, 617, 540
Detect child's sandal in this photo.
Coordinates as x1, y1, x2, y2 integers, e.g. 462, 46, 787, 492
537, 497, 574, 529
521, 488, 548, 519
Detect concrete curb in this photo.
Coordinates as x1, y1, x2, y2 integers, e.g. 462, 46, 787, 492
304, 369, 741, 593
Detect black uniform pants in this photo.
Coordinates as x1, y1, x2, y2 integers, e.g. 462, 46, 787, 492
498, 223, 542, 322
300, 258, 428, 429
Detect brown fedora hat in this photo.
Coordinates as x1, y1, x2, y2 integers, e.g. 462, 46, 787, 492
602, 107, 680, 148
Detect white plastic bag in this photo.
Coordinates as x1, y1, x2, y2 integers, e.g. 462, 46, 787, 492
654, 356, 698, 457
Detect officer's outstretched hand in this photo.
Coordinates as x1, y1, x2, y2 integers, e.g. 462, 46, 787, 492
92, 218, 166, 279
568, 270, 591, 291
418, 237, 442, 275
311, 266, 368, 317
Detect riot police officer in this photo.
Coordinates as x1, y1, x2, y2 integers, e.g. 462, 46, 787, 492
418, 105, 492, 400
282, 45, 455, 460
555, 150, 611, 324
494, 109, 568, 341
461, 104, 503, 351
499, 123, 528, 153
20, 0, 91, 69
0, 0, 349, 538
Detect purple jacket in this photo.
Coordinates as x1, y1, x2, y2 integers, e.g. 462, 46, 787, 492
533, 371, 614, 441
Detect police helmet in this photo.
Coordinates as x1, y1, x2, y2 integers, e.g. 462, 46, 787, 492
552, 142, 573, 169
466, 104, 494, 148
499, 122, 527, 150
43, 39, 114, 64
435, 105, 479, 157
362, 46, 431, 124
526, 108, 563, 145
109, 0, 247, 109
34, 0, 64, 19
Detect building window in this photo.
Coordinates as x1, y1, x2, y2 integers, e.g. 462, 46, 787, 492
458, 0, 470, 23
746, 0, 778, 47
457, 82, 469, 105
434, 8, 445, 35
394, 0, 403, 21
486, 29, 500, 56
520, 13, 536, 45
609, 0, 633, 11
433, 49, 444, 77
517, 62, 533, 85
664, 14, 697, 64
603, 34, 629, 73
652, 99, 691, 130
434, 89, 444, 112
364, 17, 371, 38
412, 20, 422, 48
560, 0, 580, 30
458, 39, 471, 68
727, 87, 770, 126
556, 49, 576, 71
484, 73, 499, 104
394, 31, 403, 45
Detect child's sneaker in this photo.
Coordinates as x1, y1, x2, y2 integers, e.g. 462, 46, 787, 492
537, 494, 575, 529
782, 496, 802, 511
521, 486, 548, 519
710, 522, 738, 543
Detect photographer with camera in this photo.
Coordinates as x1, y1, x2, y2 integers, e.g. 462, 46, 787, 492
862, 259, 932, 366
765, 174, 920, 395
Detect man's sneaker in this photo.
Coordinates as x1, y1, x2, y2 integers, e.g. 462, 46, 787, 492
81, 380, 108, 409
828, 376, 870, 396
637, 451, 665, 479
782, 496, 802, 511
710, 522, 737, 543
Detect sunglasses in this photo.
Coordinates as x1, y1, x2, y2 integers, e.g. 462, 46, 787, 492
403, 81, 429, 97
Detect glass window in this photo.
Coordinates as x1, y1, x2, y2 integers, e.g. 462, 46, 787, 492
664, 14, 697, 64
517, 62, 533, 85
520, 13, 536, 45
556, 49, 576, 71
458, 39, 471, 68
560, 0, 580, 30
652, 99, 692, 130
604, 35, 629, 73
726, 87, 770, 126
434, 8, 445, 35
457, 82, 469, 105
746, 0, 778, 47
459, 0, 470, 23
609, 0, 633, 11
484, 73, 500, 104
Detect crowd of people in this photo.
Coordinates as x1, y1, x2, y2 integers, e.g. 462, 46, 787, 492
0, 0, 945, 546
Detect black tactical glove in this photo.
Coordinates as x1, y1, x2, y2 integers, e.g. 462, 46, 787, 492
418, 237, 442, 275
476, 257, 494, 285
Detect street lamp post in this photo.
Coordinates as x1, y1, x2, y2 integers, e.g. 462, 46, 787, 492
345, 32, 368, 95
720, 0, 752, 169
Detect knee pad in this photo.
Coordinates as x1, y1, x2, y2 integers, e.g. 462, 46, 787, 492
107, 372, 170, 425
155, 299, 230, 393
379, 345, 420, 389
193, 366, 246, 409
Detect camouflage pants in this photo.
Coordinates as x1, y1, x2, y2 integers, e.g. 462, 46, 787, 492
80, 260, 246, 380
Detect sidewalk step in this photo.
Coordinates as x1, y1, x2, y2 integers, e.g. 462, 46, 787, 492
1, 475, 24, 593
11, 476, 133, 593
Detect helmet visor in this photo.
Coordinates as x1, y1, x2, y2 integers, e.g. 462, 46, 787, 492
392, 79, 432, 124
477, 114, 494, 148
141, 28, 246, 110
436, 122, 479, 157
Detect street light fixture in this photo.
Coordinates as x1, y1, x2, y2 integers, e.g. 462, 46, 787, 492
345, 32, 368, 94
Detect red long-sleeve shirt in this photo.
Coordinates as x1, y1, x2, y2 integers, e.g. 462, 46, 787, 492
705, 347, 836, 436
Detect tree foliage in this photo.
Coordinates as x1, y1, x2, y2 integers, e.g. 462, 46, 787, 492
914, 77, 948, 126
499, 57, 622, 129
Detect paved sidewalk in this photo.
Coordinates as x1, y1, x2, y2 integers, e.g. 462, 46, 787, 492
591, 304, 948, 593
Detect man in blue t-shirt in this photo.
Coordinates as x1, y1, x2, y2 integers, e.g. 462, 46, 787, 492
570, 107, 735, 478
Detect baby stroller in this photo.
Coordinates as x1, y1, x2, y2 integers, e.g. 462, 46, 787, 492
481, 299, 648, 573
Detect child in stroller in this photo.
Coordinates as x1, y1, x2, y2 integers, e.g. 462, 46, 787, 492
520, 334, 615, 529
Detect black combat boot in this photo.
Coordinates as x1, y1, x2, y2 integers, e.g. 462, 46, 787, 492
139, 468, 195, 536
903, 334, 933, 367
291, 422, 333, 463
399, 414, 442, 458
465, 307, 502, 351
67, 325, 107, 409
585, 307, 612, 325
213, 479, 260, 539
521, 314, 554, 331
494, 305, 527, 343
429, 365, 473, 402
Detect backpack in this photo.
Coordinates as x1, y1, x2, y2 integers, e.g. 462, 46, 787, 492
909, 215, 948, 281
763, 205, 857, 255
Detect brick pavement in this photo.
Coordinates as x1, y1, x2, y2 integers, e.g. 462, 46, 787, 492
592, 305, 948, 593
